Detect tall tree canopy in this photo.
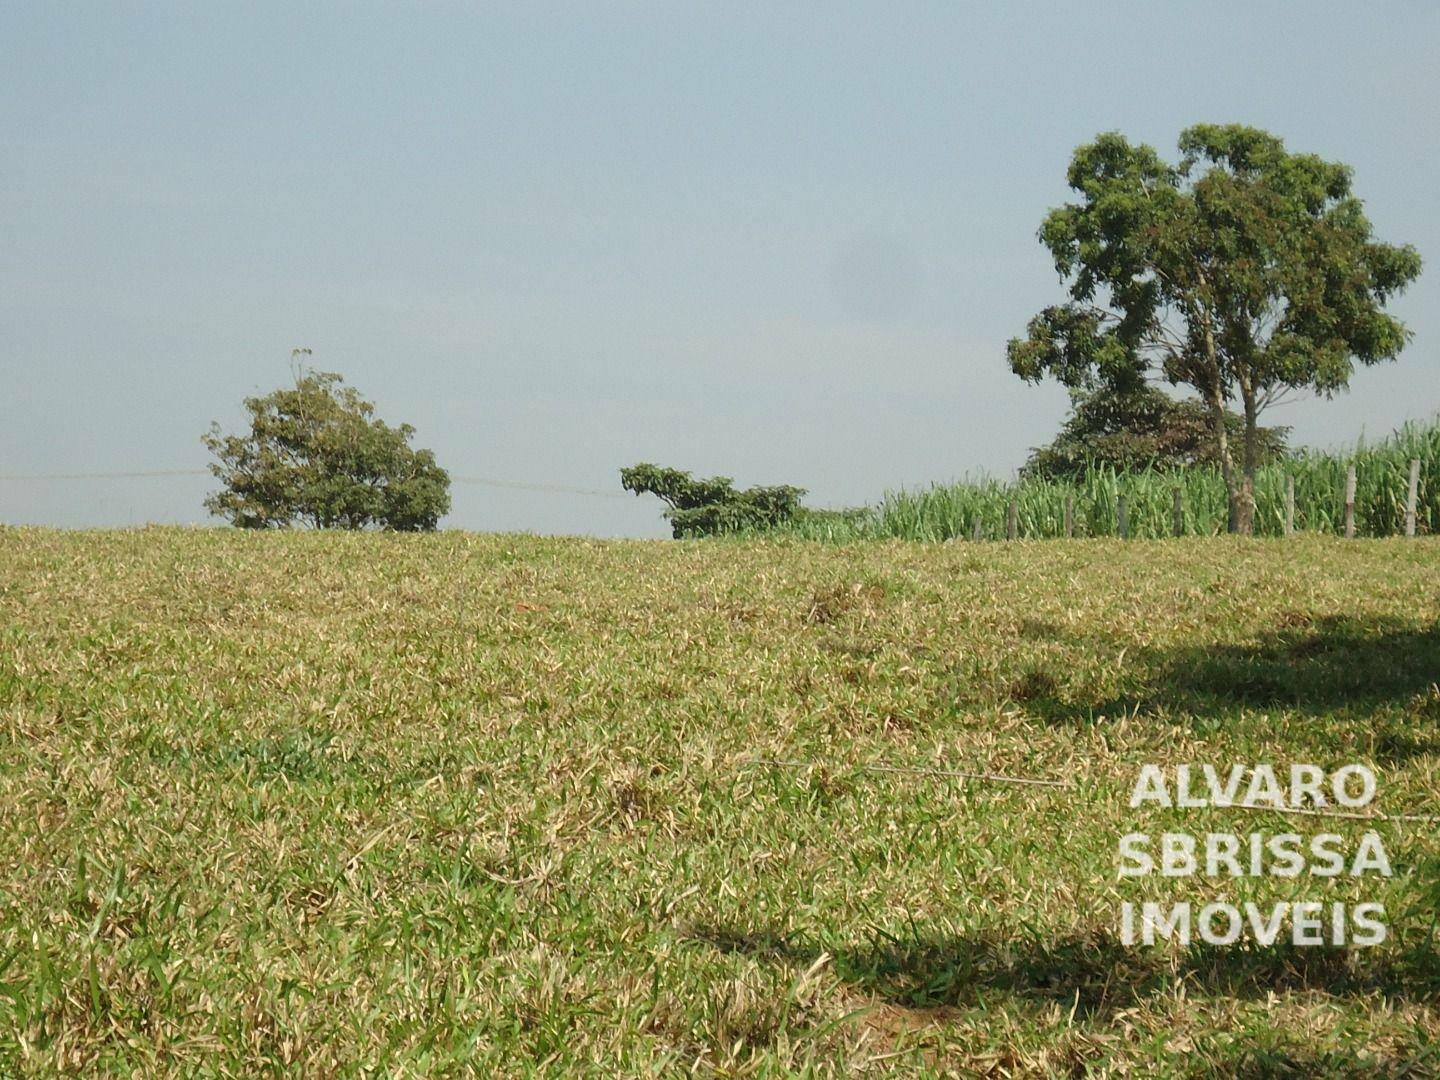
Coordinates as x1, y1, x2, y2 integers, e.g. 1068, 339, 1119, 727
204, 370, 451, 530
1008, 124, 1421, 532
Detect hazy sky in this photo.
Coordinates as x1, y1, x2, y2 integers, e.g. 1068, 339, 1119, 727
3, 3, 1437, 537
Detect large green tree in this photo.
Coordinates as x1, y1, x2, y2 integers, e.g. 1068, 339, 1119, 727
1008, 124, 1421, 532
204, 369, 451, 530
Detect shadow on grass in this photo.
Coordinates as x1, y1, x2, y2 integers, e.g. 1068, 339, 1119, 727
1162, 615, 1439, 708
1020, 614, 1440, 745
1207, 1042, 1438, 1080
687, 924, 1440, 1017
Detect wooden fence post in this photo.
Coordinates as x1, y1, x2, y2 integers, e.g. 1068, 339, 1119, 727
971, 516, 983, 543
1344, 465, 1357, 539
1064, 494, 1075, 539
1006, 499, 1018, 541
1171, 489, 1184, 537
1284, 475, 1295, 537
1117, 495, 1129, 540
1405, 457, 1421, 537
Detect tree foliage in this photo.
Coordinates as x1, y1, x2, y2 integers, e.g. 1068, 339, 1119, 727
620, 463, 805, 538
1008, 124, 1421, 531
1024, 386, 1289, 480
203, 370, 451, 530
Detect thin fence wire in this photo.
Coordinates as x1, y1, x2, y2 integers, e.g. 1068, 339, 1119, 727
0, 468, 631, 498
0, 469, 210, 481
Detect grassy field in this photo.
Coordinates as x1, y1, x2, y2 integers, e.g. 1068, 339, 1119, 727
1, 528, 1438, 1076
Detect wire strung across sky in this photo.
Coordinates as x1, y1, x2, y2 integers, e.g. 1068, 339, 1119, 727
0, 468, 631, 499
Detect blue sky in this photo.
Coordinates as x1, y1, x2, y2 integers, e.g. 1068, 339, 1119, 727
3, 3, 1436, 536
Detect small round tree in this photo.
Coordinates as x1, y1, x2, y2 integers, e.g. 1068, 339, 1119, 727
203, 369, 451, 530
1023, 385, 1289, 480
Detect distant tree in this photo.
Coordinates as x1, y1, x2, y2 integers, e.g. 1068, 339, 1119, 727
1008, 124, 1421, 532
1024, 385, 1289, 480
203, 369, 450, 530
620, 463, 805, 537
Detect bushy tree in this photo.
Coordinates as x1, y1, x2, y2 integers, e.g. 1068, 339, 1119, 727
203, 370, 450, 530
620, 463, 805, 537
1009, 124, 1421, 532
1024, 385, 1289, 480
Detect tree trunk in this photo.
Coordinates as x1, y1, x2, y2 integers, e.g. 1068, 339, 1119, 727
1206, 388, 1242, 533
1237, 383, 1260, 536
1198, 318, 1243, 534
